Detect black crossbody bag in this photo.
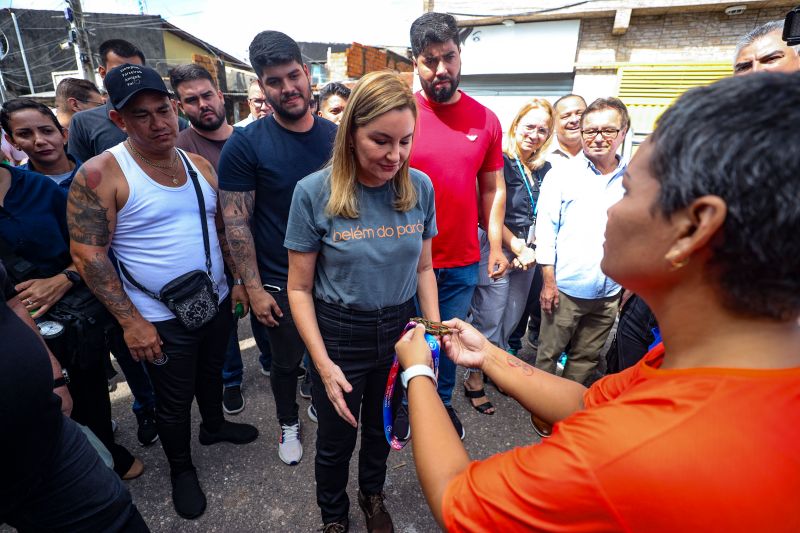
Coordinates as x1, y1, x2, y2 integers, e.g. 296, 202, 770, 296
118, 150, 219, 331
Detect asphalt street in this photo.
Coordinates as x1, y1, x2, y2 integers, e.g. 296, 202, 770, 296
107, 318, 544, 533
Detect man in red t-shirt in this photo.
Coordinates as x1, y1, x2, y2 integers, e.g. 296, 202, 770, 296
394, 12, 507, 442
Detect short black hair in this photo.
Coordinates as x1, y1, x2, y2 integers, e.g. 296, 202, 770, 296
554, 93, 586, 112
319, 82, 351, 106
55, 77, 101, 108
169, 63, 216, 95
98, 39, 146, 67
248, 31, 303, 79
1, 98, 63, 136
649, 72, 800, 320
410, 12, 460, 57
582, 97, 630, 131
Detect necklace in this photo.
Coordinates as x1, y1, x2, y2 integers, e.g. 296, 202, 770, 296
126, 140, 181, 184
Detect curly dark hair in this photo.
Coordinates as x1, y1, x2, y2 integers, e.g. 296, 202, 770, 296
410, 12, 459, 57
649, 72, 800, 320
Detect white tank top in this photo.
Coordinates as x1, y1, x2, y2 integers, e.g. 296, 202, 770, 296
108, 142, 229, 323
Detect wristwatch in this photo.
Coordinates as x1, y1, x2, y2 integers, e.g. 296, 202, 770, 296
61, 269, 82, 286
53, 368, 70, 389
400, 364, 436, 389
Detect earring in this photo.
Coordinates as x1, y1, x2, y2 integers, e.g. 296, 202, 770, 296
665, 251, 690, 270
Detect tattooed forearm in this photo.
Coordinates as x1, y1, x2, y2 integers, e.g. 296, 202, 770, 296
67, 167, 110, 246
220, 190, 261, 288
80, 251, 139, 322
216, 224, 238, 277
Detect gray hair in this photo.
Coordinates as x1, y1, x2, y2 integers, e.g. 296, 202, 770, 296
734, 20, 800, 60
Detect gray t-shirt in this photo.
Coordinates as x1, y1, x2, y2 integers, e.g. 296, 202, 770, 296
285, 167, 437, 311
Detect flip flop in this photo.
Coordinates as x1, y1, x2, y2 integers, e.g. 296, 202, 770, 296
464, 385, 496, 415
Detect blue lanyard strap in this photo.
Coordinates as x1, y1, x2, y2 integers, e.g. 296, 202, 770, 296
383, 324, 441, 450
514, 158, 538, 218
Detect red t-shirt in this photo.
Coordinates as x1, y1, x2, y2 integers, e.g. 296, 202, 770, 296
443, 343, 800, 532
409, 91, 503, 269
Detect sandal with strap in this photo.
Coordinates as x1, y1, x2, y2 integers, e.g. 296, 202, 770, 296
464, 385, 496, 415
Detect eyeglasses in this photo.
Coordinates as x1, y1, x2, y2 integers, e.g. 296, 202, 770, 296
249, 98, 268, 107
581, 128, 621, 140
77, 98, 104, 108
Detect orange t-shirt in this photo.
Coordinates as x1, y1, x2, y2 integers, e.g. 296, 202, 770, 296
443, 343, 800, 532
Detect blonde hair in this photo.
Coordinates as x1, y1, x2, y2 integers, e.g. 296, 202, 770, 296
504, 99, 555, 171
326, 70, 417, 219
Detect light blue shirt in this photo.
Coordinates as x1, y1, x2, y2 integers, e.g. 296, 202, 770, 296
535, 152, 626, 299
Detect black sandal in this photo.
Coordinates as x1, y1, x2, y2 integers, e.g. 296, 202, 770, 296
464, 385, 496, 415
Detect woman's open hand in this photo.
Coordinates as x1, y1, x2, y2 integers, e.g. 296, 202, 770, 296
320, 362, 356, 427
441, 318, 491, 370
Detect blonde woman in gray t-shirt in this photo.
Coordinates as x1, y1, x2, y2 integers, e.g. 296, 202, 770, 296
285, 70, 439, 532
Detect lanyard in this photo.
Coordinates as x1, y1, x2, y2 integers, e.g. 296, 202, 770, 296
383, 324, 441, 450
514, 158, 538, 218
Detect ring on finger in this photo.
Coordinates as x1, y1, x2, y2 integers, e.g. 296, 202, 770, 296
25, 298, 33, 306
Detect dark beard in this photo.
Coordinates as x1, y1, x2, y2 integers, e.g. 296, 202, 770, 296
423, 73, 461, 103
189, 109, 226, 132
268, 85, 311, 122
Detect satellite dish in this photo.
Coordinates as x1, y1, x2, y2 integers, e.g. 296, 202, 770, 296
0, 32, 9, 61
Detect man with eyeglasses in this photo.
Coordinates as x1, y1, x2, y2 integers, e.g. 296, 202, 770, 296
54, 77, 104, 131
532, 98, 629, 432
234, 79, 273, 127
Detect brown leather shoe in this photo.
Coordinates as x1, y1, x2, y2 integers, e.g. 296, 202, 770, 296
531, 414, 552, 438
358, 490, 394, 533
122, 457, 144, 480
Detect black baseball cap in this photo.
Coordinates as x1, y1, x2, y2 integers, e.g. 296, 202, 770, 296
105, 63, 170, 110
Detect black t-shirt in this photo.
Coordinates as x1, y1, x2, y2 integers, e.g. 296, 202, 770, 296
218, 115, 336, 285
0, 260, 63, 517
502, 154, 552, 231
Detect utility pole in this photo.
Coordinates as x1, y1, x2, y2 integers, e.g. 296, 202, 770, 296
423, 0, 435, 12
10, 11, 34, 94
65, 0, 95, 81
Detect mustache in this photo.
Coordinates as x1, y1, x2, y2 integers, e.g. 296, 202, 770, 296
281, 92, 302, 103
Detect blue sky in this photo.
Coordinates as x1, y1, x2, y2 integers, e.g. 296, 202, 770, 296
13, 0, 424, 61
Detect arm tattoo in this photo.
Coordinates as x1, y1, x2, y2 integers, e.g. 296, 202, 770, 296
82, 251, 138, 321
67, 167, 110, 246
220, 190, 260, 287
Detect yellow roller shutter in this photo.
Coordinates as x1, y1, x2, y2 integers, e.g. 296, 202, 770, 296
618, 63, 733, 136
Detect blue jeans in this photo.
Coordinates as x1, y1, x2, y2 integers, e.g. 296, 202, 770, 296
435, 263, 479, 405
222, 316, 243, 388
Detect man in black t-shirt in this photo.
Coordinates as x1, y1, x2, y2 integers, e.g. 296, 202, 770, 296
0, 261, 149, 531
218, 31, 336, 466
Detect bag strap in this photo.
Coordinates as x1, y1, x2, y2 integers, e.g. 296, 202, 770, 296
117, 149, 214, 300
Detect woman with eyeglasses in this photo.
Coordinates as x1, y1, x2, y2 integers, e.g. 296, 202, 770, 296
464, 98, 555, 415
0, 98, 144, 481
286, 70, 439, 533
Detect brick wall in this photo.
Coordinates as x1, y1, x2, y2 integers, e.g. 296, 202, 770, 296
576, 6, 792, 66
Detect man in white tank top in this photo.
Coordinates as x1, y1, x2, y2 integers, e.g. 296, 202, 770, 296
67, 64, 258, 521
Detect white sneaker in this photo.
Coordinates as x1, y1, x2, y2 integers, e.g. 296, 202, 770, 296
278, 422, 302, 465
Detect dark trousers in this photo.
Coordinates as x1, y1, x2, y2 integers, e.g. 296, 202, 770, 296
146, 296, 232, 474
66, 354, 135, 477
6, 416, 149, 533
508, 264, 544, 351
109, 328, 157, 415
255, 290, 306, 426
312, 298, 414, 523
607, 294, 657, 374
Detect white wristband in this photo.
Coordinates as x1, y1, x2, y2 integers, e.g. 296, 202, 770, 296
401, 364, 437, 389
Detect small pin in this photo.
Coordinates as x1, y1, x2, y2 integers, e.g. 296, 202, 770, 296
466, 134, 478, 141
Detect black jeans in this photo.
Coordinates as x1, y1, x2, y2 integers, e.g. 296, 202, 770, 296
5, 416, 149, 532
66, 352, 135, 477
146, 296, 232, 474
312, 298, 415, 523
256, 290, 306, 426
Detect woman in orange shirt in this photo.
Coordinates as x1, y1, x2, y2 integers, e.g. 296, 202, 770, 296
396, 71, 800, 532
